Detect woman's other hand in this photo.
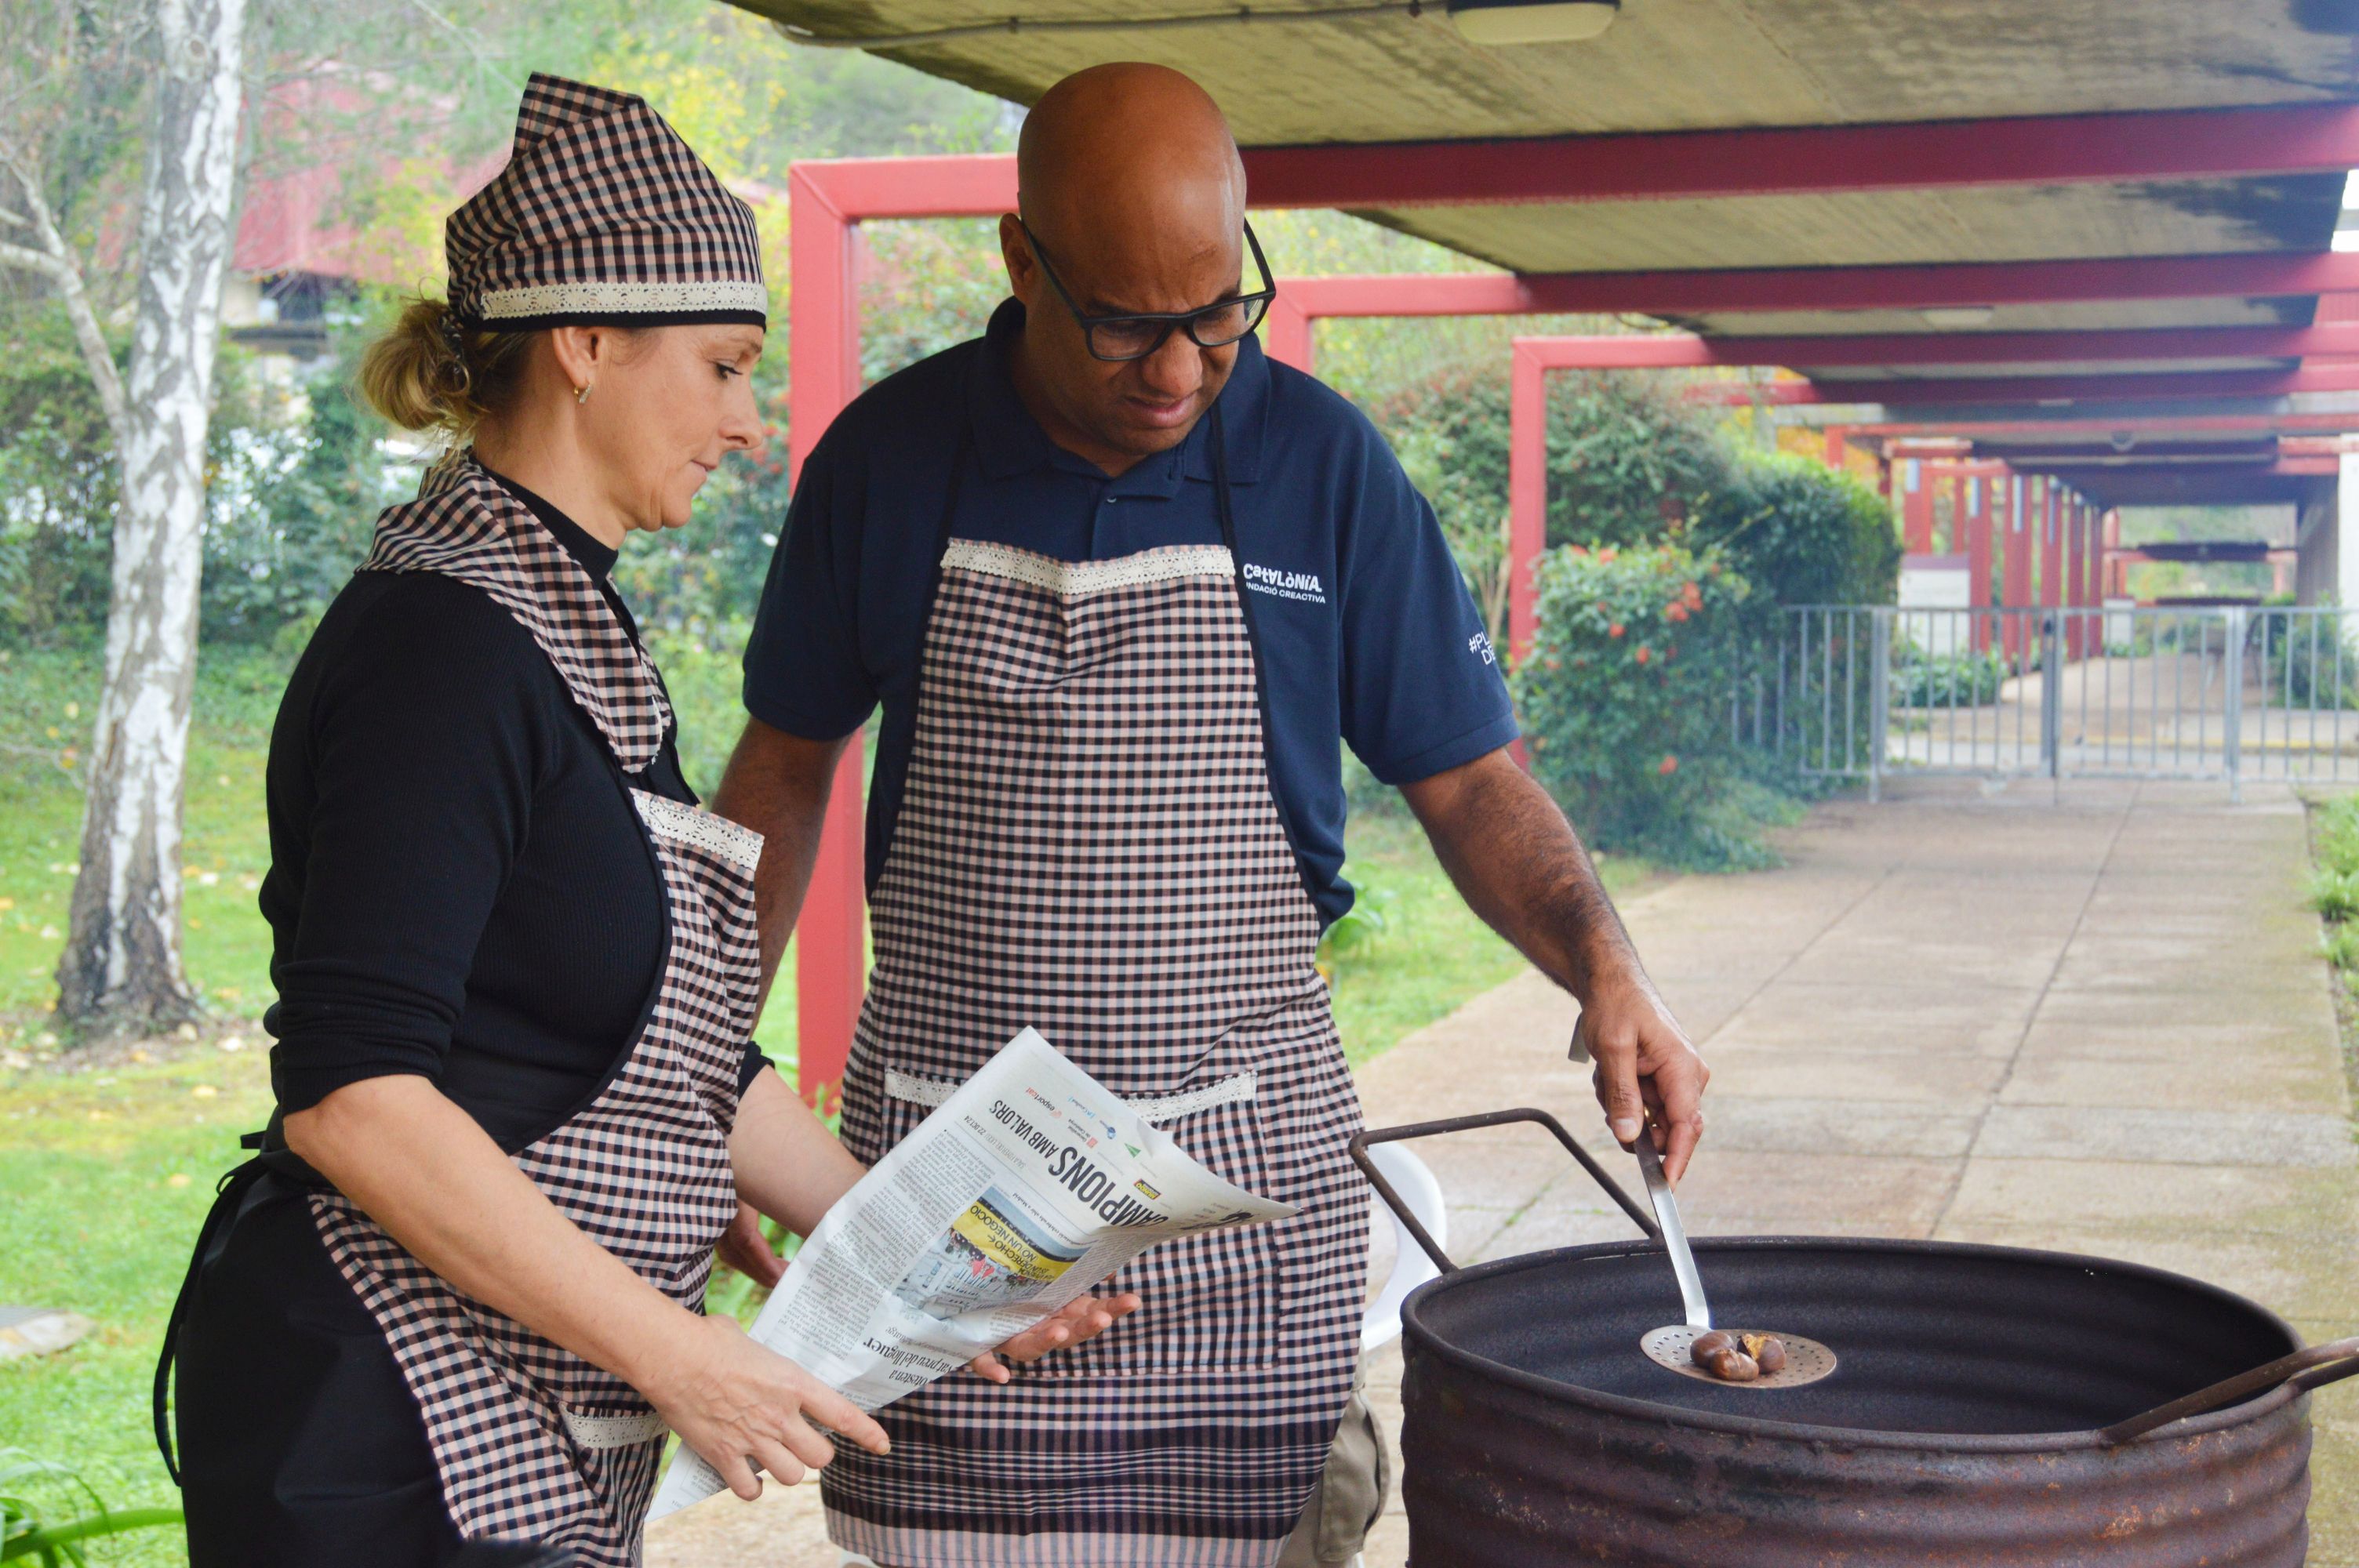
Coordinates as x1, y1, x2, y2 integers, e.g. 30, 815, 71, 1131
968, 1291, 1142, 1385
642, 1314, 889, 1500
715, 1200, 787, 1287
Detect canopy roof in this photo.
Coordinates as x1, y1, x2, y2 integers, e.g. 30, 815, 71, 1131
729, 0, 2359, 501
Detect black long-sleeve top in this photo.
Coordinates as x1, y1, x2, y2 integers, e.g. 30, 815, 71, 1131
259, 472, 764, 1152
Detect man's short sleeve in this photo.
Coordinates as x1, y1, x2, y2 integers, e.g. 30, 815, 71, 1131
742, 436, 878, 740
1336, 431, 1519, 786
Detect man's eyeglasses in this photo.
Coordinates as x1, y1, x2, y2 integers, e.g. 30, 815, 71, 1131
1019, 218, 1276, 363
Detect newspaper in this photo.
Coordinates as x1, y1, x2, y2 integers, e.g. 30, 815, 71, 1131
650, 1027, 1295, 1519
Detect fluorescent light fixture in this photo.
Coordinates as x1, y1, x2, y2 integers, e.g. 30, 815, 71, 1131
1919, 305, 1996, 329
2335, 230, 2359, 252
1449, 0, 1619, 45
2344, 169, 2359, 209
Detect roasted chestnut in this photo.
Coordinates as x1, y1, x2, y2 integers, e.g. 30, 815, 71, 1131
1705, 1348, 1761, 1382
1690, 1330, 1737, 1367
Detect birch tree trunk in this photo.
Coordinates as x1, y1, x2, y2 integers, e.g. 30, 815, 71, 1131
56, 0, 248, 1036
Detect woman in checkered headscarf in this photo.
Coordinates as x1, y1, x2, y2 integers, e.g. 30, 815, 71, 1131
154, 74, 1129, 1568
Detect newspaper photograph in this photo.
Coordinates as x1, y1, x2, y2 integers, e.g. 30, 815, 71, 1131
651, 1026, 1295, 1519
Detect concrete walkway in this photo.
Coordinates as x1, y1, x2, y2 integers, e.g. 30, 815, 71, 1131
1350, 775, 2357, 1567
651, 776, 2357, 1566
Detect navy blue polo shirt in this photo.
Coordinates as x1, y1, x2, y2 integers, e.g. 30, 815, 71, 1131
742, 299, 1517, 929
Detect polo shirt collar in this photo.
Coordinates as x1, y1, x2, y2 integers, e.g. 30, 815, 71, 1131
965, 296, 1267, 492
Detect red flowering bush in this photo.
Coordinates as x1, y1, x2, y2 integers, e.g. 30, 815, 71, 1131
1514, 541, 1773, 867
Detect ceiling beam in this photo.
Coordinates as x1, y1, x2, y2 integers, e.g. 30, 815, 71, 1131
1692, 366, 2359, 405
1243, 102, 2359, 209
1284, 252, 2359, 320
795, 100, 2359, 220
2034, 463, 2332, 506
1972, 441, 2283, 464
1862, 413, 2359, 439
1525, 322, 2359, 371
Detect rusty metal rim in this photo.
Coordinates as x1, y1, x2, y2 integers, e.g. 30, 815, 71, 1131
1401, 1234, 2309, 1454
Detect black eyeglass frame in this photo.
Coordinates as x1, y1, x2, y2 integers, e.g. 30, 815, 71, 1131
1018, 217, 1278, 363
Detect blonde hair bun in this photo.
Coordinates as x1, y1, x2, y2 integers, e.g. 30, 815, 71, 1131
357, 297, 532, 440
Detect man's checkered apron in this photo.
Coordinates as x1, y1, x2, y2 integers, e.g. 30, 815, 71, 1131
823, 427, 1368, 1566
308, 458, 759, 1566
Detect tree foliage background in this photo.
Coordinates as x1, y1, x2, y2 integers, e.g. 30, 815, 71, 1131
2, 0, 1902, 857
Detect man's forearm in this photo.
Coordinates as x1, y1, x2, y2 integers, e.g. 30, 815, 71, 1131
710, 719, 850, 1004
729, 1066, 866, 1235
1401, 748, 1641, 1004
1404, 746, 1708, 1174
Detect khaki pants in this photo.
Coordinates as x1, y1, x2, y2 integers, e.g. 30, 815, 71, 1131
1276, 1375, 1390, 1568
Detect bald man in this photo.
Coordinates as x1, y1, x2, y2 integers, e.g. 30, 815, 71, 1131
717, 63, 1708, 1568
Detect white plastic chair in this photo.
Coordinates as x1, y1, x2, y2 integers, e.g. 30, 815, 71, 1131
1359, 1141, 1448, 1359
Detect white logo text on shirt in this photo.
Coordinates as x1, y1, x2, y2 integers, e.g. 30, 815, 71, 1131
1241, 562, 1326, 605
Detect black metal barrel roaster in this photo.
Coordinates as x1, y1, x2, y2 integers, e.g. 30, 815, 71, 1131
1351, 1109, 2359, 1568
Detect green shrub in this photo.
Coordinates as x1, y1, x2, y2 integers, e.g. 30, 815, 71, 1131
2311, 867, 2359, 925
1692, 450, 1900, 610
2315, 793, 2359, 880
1891, 646, 2010, 709
1372, 364, 1738, 648
1317, 870, 1399, 985
1513, 541, 1776, 869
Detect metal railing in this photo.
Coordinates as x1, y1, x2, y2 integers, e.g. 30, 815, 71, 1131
1739, 605, 2359, 800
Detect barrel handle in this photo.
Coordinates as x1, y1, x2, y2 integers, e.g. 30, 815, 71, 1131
2098, 1335, 2359, 1444
1348, 1107, 1659, 1277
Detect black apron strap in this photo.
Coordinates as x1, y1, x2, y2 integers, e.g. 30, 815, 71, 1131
152, 1144, 272, 1486
1206, 403, 1317, 884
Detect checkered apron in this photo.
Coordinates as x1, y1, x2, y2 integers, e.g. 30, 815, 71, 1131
823, 421, 1369, 1567
307, 458, 758, 1565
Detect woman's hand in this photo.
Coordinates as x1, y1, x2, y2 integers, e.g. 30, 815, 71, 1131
639, 1313, 889, 1499
968, 1291, 1143, 1385
715, 1200, 787, 1288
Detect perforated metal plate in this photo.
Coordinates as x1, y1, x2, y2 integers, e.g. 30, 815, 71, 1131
1641, 1325, 1839, 1389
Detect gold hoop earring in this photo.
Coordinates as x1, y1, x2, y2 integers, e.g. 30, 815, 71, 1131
574, 383, 591, 404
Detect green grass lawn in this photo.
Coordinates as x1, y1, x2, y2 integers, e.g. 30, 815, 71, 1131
0, 641, 1655, 1563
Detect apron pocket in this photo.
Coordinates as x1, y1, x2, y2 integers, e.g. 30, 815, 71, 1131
561, 1403, 668, 1538
559, 1406, 667, 1451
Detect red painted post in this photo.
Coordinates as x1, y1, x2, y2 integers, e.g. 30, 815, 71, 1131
2081, 498, 2102, 653
1508, 341, 1547, 669
1824, 425, 1850, 469
1263, 291, 1314, 373
2105, 510, 2126, 597
1902, 460, 1935, 553
2004, 475, 2034, 665
1965, 474, 1994, 652
2068, 494, 2090, 657
785, 166, 869, 1105
2041, 482, 2065, 632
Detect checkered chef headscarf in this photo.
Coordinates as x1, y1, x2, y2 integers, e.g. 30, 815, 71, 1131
445, 73, 767, 332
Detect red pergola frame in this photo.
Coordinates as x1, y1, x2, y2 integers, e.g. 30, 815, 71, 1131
780, 125, 2359, 1096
